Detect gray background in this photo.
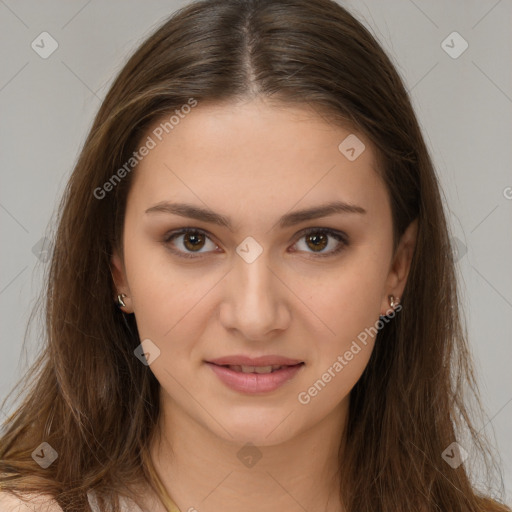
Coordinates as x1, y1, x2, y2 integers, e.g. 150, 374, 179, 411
1, 0, 511, 504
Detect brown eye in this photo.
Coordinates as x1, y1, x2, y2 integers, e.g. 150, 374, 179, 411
163, 227, 348, 260
292, 228, 348, 258
182, 232, 206, 251
164, 228, 218, 258
305, 232, 328, 252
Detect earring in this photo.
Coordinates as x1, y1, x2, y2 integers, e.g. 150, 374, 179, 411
116, 293, 127, 308
388, 295, 400, 309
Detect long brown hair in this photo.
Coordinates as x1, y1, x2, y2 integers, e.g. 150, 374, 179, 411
0, 0, 509, 510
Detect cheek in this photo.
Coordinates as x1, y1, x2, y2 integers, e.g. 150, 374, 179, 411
124, 241, 226, 361
123, 238, 190, 338
295, 277, 380, 413
301, 254, 387, 336
299, 252, 387, 382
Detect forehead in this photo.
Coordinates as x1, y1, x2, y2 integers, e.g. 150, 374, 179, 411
127, 98, 387, 224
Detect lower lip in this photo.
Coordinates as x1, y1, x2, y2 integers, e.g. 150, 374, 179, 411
206, 362, 304, 394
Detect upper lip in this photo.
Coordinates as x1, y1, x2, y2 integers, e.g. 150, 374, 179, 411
206, 355, 304, 367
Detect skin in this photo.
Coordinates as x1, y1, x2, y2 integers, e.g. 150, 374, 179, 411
111, 97, 417, 512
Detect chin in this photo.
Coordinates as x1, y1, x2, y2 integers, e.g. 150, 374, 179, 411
205, 407, 302, 447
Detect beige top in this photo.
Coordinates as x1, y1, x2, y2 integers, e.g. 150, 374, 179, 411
0, 490, 146, 511
0, 457, 179, 511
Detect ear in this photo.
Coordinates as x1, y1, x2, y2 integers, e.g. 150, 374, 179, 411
380, 218, 418, 315
110, 248, 133, 313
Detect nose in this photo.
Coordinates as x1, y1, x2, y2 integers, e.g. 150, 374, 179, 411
218, 251, 291, 341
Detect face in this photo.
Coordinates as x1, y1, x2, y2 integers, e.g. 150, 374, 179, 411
111, 97, 416, 446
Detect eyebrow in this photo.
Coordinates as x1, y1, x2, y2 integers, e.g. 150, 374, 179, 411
145, 200, 367, 230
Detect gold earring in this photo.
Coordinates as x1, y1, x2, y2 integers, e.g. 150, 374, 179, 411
116, 293, 127, 308
388, 295, 400, 309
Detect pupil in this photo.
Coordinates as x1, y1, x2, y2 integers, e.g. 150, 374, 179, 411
184, 233, 204, 251
308, 233, 327, 252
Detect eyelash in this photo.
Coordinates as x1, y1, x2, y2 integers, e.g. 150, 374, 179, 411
162, 227, 349, 260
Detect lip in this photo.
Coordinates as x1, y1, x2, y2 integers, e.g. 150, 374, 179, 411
205, 359, 305, 394
206, 355, 303, 366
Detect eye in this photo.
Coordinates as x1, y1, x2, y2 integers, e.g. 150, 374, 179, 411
163, 228, 219, 259
290, 227, 348, 258
163, 227, 349, 259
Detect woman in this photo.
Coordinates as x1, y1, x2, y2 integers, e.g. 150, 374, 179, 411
0, 0, 509, 510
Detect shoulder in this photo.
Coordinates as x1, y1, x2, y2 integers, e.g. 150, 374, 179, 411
0, 491, 63, 511
0, 489, 145, 512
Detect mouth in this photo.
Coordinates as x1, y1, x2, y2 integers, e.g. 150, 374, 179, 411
205, 359, 305, 394
212, 363, 303, 374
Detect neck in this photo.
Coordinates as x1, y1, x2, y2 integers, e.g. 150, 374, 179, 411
147, 390, 348, 512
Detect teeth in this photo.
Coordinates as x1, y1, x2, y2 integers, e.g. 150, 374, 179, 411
254, 365, 273, 374
227, 364, 285, 374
